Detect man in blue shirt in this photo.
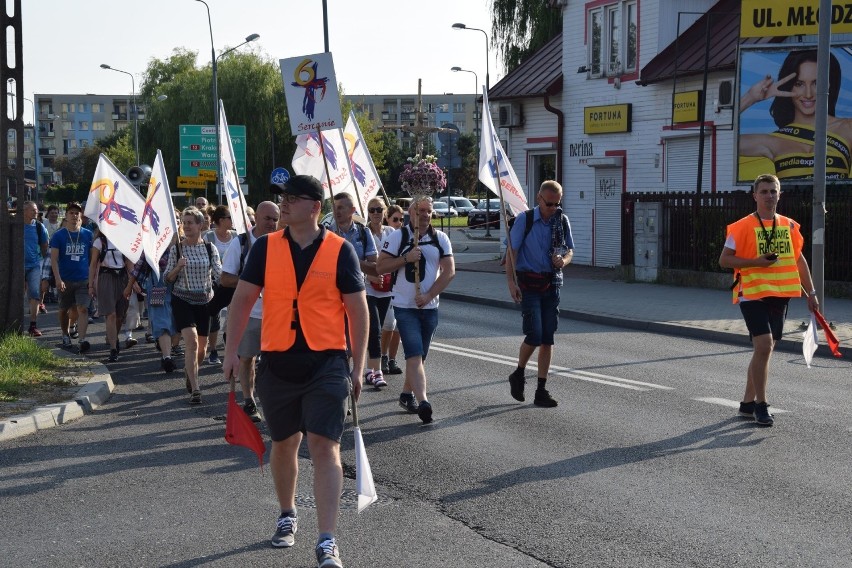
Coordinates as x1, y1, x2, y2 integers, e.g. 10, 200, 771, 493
23, 201, 49, 336
50, 202, 95, 352
327, 192, 377, 277
504, 181, 575, 407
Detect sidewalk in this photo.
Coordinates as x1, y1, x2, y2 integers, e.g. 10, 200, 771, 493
446, 258, 852, 354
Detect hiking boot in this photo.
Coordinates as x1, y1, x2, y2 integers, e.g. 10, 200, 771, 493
125, 337, 138, 349
78, 340, 91, 354
418, 400, 433, 424
738, 401, 756, 418
271, 514, 298, 548
108, 349, 119, 362
387, 358, 403, 375
372, 371, 387, 389
243, 399, 262, 423
381, 354, 389, 374
28, 324, 43, 337
69, 323, 79, 339
189, 390, 202, 405
509, 368, 526, 401
754, 402, 774, 426
315, 537, 342, 568
162, 357, 176, 373
399, 392, 418, 413
208, 351, 221, 365
533, 388, 558, 408
364, 370, 376, 386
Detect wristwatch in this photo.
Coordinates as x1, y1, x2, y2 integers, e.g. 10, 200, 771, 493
809, 289, 818, 297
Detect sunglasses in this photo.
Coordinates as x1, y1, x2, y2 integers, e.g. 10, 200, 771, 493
540, 199, 561, 207
368, 207, 385, 213
279, 194, 315, 204
389, 216, 403, 222
220, 216, 231, 220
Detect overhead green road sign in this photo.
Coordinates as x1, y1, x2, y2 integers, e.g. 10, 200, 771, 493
179, 124, 246, 178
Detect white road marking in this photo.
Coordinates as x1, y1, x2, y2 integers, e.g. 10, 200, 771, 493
429, 342, 674, 392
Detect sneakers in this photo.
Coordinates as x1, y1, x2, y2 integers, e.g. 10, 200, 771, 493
69, 323, 79, 339
145, 332, 155, 343
243, 399, 262, 423
38, 303, 47, 314
78, 340, 91, 354
509, 368, 526, 401
386, 358, 403, 375
754, 402, 774, 426
189, 390, 202, 405
125, 337, 138, 349
364, 370, 375, 386
171, 345, 184, 357
738, 401, 756, 418
315, 537, 342, 568
381, 354, 389, 374
108, 349, 119, 362
61, 335, 72, 348
417, 400, 433, 424
208, 351, 221, 365
162, 356, 176, 373
28, 323, 43, 337
372, 371, 387, 389
399, 392, 418, 413
271, 514, 298, 548
533, 387, 558, 408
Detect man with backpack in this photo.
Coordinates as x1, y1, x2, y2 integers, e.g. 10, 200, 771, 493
219, 200, 280, 422
89, 233, 132, 362
504, 180, 575, 408
376, 196, 455, 424
22, 201, 49, 337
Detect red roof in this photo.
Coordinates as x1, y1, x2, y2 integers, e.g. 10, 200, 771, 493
638, 0, 782, 86
488, 32, 563, 101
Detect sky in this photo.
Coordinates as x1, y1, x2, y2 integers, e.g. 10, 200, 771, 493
13, 0, 503, 106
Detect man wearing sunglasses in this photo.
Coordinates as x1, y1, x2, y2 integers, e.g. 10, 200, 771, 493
505, 180, 575, 408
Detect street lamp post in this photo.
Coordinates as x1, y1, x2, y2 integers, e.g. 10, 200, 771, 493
99, 64, 139, 166
452, 22, 492, 235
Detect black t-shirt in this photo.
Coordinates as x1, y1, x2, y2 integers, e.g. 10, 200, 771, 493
240, 226, 364, 353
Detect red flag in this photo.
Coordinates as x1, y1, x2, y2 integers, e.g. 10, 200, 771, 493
225, 391, 266, 468
814, 311, 843, 358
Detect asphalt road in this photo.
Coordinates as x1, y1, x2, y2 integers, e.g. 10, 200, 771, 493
1, 299, 850, 567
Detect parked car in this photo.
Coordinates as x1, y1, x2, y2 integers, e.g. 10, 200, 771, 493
467, 199, 513, 229
437, 196, 475, 216
393, 197, 413, 210
432, 201, 458, 218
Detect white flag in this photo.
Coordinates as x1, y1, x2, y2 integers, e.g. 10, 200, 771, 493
140, 150, 178, 279
85, 154, 146, 263
478, 87, 528, 216
344, 111, 382, 212
803, 313, 819, 368
219, 100, 251, 235
292, 129, 352, 200
353, 425, 378, 513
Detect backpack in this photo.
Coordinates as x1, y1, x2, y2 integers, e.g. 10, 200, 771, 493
96, 234, 121, 264
175, 240, 214, 267
391, 225, 445, 287
353, 221, 369, 260
519, 209, 569, 250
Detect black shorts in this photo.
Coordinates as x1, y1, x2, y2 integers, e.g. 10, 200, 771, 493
171, 295, 211, 336
256, 352, 350, 443
740, 297, 790, 341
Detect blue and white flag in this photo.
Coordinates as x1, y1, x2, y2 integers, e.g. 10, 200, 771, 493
219, 100, 251, 235
140, 150, 178, 279
478, 87, 528, 216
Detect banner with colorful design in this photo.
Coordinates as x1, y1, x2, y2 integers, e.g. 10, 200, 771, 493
85, 154, 146, 263
344, 111, 382, 213
219, 100, 252, 235
140, 150, 178, 279
478, 87, 528, 215
292, 129, 353, 201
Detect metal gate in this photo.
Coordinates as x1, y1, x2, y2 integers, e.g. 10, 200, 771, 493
593, 167, 622, 267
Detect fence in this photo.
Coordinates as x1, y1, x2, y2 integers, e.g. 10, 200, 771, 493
622, 187, 852, 282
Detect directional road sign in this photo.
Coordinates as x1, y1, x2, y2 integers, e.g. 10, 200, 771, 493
177, 176, 208, 189
179, 125, 246, 178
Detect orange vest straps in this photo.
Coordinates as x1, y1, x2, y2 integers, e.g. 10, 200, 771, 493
262, 230, 347, 352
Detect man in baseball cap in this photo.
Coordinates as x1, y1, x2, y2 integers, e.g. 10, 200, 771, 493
269, 174, 324, 202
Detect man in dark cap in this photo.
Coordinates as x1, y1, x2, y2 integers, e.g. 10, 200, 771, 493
224, 174, 367, 568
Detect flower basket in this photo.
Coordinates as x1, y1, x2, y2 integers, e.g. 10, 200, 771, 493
398, 155, 447, 197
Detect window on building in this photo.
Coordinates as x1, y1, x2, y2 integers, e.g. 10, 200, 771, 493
61, 103, 68, 113
62, 121, 72, 131
93, 121, 105, 131
453, 102, 465, 113
79, 103, 87, 113
79, 121, 89, 131
92, 103, 101, 113
80, 139, 89, 148
588, 0, 637, 77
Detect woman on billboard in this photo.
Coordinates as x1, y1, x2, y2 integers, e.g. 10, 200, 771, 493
739, 49, 850, 180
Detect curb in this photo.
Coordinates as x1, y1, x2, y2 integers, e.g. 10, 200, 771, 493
0, 360, 114, 443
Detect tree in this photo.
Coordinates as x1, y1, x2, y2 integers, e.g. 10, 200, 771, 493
137, 49, 295, 205
51, 128, 133, 188
491, 0, 562, 73
452, 133, 480, 198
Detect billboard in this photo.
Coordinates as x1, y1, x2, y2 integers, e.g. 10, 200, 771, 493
737, 45, 852, 184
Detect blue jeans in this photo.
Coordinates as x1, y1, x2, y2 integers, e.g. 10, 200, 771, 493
25, 266, 41, 301
395, 307, 439, 360
521, 286, 561, 346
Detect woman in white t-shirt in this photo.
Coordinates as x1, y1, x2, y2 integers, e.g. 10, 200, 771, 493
203, 205, 237, 365
364, 197, 394, 388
